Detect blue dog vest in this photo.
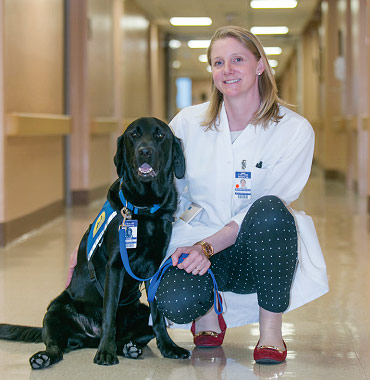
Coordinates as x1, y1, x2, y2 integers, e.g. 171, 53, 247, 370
87, 200, 117, 261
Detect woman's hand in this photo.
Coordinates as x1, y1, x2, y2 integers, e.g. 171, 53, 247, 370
171, 245, 211, 276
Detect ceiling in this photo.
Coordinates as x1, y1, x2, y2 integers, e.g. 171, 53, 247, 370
134, 0, 321, 79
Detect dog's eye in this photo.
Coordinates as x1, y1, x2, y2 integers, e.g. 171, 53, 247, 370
155, 132, 165, 140
130, 131, 139, 138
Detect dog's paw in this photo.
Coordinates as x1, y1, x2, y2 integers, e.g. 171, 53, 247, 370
122, 341, 143, 359
29, 351, 51, 369
159, 343, 191, 359
94, 348, 119, 366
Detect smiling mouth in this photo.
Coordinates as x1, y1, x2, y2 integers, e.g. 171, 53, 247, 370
224, 79, 240, 84
137, 163, 157, 178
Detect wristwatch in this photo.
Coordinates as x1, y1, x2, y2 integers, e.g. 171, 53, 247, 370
194, 240, 214, 259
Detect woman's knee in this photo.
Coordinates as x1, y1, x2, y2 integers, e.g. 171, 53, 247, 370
247, 196, 295, 230
155, 266, 214, 324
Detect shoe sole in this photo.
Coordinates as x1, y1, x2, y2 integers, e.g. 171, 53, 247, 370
255, 358, 285, 364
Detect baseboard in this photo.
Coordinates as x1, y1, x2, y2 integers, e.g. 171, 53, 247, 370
71, 184, 108, 206
324, 169, 346, 182
0, 200, 65, 247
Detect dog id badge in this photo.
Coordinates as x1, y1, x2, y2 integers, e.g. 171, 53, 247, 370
234, 171, 251, 199
125, 220, 138, 249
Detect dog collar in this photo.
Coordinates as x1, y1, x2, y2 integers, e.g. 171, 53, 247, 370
119, 179, 161, 215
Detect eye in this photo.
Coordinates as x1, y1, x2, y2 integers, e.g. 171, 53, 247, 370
155, 131, 165, 139
213, 60, 222, 67
233, 57, 243, 63
130, 130, 140, 139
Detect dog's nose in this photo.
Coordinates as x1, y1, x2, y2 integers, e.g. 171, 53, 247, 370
138, 147, 152, 158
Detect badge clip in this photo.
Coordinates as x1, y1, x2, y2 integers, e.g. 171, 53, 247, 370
119, 205, 132, 229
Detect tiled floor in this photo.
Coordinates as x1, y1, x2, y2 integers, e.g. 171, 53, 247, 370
0, 166, 369, 379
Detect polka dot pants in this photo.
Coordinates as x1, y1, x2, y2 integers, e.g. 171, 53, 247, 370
156, 196, 298, 324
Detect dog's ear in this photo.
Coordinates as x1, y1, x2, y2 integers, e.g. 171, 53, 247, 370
114, 134, 125, 177
172, 136, 186, 179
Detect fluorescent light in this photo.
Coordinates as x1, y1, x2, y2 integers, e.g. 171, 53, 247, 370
169, 40, 181, 49
251, 26, 289, 35
207, 65, 212, 73
120, 16, 149, 30
268, 59, 278, 68
264, 47, 283, 55
170, 17, 212, 26
198, 54, 208, 63
187, 40, 211, 48
251, 0, 297, 8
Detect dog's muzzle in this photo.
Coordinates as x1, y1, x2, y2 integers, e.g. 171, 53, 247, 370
137, 163, 157, 178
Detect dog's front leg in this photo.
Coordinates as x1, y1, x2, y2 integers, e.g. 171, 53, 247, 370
94, 254, 124, 366
145, 282, 190, 359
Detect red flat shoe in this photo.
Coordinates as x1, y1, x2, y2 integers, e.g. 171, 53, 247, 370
191, 312, 227, 347
254, 340, 287, 364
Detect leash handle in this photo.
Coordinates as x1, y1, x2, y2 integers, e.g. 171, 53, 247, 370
147, 253, 223, 315
119, 228, 223, 315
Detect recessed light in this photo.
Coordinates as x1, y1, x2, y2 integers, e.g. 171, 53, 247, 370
170, 17, 212, 26
169, 40, 182, 49
268, 59, 278, 68
172, 60, 181, 69
198, 54, 208, 63
251, 26, 289, 34
250, 0, 297, 9
187, 40, 211, 48
264, 47, 283, 55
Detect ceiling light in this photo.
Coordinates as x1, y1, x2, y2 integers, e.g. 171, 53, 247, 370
264, 47, 283, 55
169, 39, 182, 49
207, 65, 212, 73
187, 40, 211, 48
172, 60, 181, 69
170, 17, 212, 26
251, 26, 289, 34
250, 0, 297, 8
268, 59, 278, 68
198, 54, 208, 63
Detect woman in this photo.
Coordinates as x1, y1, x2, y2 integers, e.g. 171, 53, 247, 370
155, 26, 328, 364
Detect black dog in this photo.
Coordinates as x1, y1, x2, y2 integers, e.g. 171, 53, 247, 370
0, 117, 189, 369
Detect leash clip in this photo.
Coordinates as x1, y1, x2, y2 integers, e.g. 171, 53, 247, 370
119, 206, 131, 229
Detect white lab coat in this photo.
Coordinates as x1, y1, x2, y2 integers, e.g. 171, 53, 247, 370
165, 102, 329, 328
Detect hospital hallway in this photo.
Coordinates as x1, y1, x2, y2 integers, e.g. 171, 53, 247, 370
0, 164, 368, 380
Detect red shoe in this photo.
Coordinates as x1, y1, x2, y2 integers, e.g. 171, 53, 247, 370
253, 340, 287, 364
191, 312, 227, 348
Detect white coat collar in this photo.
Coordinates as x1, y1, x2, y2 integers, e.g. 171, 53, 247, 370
219, 102, 263, 145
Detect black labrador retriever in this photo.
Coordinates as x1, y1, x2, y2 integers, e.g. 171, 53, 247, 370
0, 117, 189, 369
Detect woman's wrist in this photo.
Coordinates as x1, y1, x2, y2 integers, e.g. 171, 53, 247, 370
194, 240, 214, 259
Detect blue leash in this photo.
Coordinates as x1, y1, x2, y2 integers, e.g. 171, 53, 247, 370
118, 227, 223, 314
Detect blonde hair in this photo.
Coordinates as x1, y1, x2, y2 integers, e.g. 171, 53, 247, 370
203, 25, 284, 130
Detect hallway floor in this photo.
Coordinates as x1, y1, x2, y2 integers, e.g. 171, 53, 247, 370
0, 166, 369, 380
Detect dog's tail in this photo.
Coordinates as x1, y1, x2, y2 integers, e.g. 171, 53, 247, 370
0, 324, 42, 343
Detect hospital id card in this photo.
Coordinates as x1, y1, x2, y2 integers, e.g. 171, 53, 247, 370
180, 203, 202, 223
234, 171, 251, 199
125, 220, 138, 248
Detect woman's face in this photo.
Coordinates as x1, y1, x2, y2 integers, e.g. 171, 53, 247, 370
210, 37, 264, 101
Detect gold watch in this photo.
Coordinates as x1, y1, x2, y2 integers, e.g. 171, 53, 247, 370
194, 240, 214, 259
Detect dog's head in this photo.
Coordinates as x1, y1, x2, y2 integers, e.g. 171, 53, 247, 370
114, 117, 185, 186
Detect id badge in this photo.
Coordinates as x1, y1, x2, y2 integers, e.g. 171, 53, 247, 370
234, 171, 251, 199
125, 220, 138, 248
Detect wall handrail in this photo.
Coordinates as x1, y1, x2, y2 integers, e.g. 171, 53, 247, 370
6, 112, 71, 136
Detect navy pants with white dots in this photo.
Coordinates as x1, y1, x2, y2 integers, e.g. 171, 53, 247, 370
156, 196, 298, 324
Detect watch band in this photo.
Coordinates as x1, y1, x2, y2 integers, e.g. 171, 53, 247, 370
194, 240, 214, 259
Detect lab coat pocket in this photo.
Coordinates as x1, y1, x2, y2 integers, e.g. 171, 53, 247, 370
250, 166, 270, 200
